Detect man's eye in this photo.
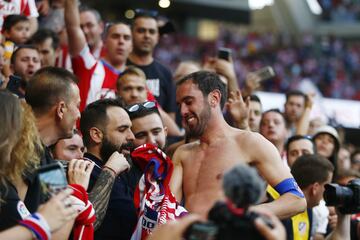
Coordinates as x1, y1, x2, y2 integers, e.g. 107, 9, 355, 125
135, 134, 146, 139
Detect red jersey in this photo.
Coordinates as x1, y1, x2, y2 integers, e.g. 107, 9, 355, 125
72, 46, 121, 111
0, 0, 38, 29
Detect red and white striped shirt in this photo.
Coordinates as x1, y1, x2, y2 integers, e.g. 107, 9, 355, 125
0, 0, 39, 29
72, 46, 120, 111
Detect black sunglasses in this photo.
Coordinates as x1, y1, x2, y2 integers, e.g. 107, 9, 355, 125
127, 101, 157, 113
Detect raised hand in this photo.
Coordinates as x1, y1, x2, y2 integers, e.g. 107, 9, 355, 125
104, 151, 130, 176
68, 159, 95, 190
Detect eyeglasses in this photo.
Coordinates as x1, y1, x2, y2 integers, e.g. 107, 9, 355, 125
127, 101, 157, 113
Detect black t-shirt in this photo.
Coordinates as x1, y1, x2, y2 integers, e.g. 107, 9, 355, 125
0, 171, 44, 231
127, 59, 176, 113
86, 153, 138, 240
6, 75, 25, 98
0, 146, 55, 230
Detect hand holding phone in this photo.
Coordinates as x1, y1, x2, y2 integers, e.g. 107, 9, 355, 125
37, 162, 68, 199
253, 66, 275, 82
217, 47, 232, 61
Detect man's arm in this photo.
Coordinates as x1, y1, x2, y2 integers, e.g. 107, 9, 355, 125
64, 0, 87, 56
88, 151, 130, 230
325, 211, 351, 240
88, 169, 115, 230
28, 17, 38, 36
169, 147, 184, 202
248, 133, 307, 219
295, 93, 314, 135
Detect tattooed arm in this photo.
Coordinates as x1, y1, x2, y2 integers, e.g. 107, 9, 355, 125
88, 169, 115, 229
88, 152, 131, 229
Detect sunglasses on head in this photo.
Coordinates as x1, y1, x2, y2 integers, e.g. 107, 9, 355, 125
127, 101, 157, 113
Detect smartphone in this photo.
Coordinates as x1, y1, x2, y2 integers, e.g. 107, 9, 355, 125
217, 47, 232, 61
37, 162, 68, 198
253, 66, 275, 81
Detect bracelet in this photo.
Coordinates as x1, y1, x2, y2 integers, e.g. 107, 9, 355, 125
19, 213, 51, 240
103, 166, 117, 176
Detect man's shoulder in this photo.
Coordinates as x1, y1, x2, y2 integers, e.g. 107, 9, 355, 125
152, 59, 171, 71
232, 128, 263, 142
179, 140, 200, 150
231, 130, 272, 154
173, 141, 200, 159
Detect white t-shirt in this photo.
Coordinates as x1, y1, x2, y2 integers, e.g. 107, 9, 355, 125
312, 200, 329, 236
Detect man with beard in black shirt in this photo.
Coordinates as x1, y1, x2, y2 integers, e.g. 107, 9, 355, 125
80, 98, 137, 240
127, 10, 176, 119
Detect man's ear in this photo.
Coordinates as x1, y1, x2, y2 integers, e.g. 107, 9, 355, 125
311, 182, 320, 196
99, 21, 105, 34
56, 101, 66, 120
209, 90, 221, 107
163, 126, 168, 137
89, 127, 103, 144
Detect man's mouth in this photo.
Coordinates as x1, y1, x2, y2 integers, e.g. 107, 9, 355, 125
185, 115, 196, 124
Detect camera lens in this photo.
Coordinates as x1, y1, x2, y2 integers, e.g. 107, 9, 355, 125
324, 183, 353, 206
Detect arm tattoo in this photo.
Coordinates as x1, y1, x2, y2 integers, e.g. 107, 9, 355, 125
88, 169, 115, 230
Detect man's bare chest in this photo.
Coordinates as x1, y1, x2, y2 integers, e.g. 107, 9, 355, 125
182, 143, 250, 192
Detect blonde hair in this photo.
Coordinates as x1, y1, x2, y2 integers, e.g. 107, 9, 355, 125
0, 90, 22, 203
8, 102, 43, 182
116, 65, 146, 90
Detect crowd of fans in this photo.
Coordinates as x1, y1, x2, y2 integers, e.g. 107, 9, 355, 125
0, 0, 359, 240
155, 29, 360, 100
318, 0, 360, 22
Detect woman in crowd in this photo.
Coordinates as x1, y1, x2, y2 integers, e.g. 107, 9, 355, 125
312, 125, 340, 175
0, 89, 77, 239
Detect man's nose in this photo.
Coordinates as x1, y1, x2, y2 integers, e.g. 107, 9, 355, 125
180, 104, 189, 117
148, 134, 156, 145
127, 130, 135, 141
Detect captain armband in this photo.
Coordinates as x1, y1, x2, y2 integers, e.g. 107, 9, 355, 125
274, 178, 304, 198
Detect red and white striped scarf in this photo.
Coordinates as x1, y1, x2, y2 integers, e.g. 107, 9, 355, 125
130, 144, 187, 240
69, 184, 96, 240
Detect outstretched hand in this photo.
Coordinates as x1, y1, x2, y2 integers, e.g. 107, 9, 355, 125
225, 90, 250, 130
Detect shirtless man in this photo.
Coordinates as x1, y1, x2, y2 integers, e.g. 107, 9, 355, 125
170, 71, 306, 219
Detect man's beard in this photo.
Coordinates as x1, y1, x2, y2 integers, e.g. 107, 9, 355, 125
100, 137, 134, 162
186, 102, 211, 139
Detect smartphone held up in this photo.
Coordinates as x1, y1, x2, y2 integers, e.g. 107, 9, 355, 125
253, 66, 275, 82
217, 48, 232, 61
37, 162, 68, 198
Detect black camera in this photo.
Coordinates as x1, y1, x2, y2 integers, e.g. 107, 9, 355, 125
184, 202, 273, 240
324, 178, 360, 214
184, 164, 273, 240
